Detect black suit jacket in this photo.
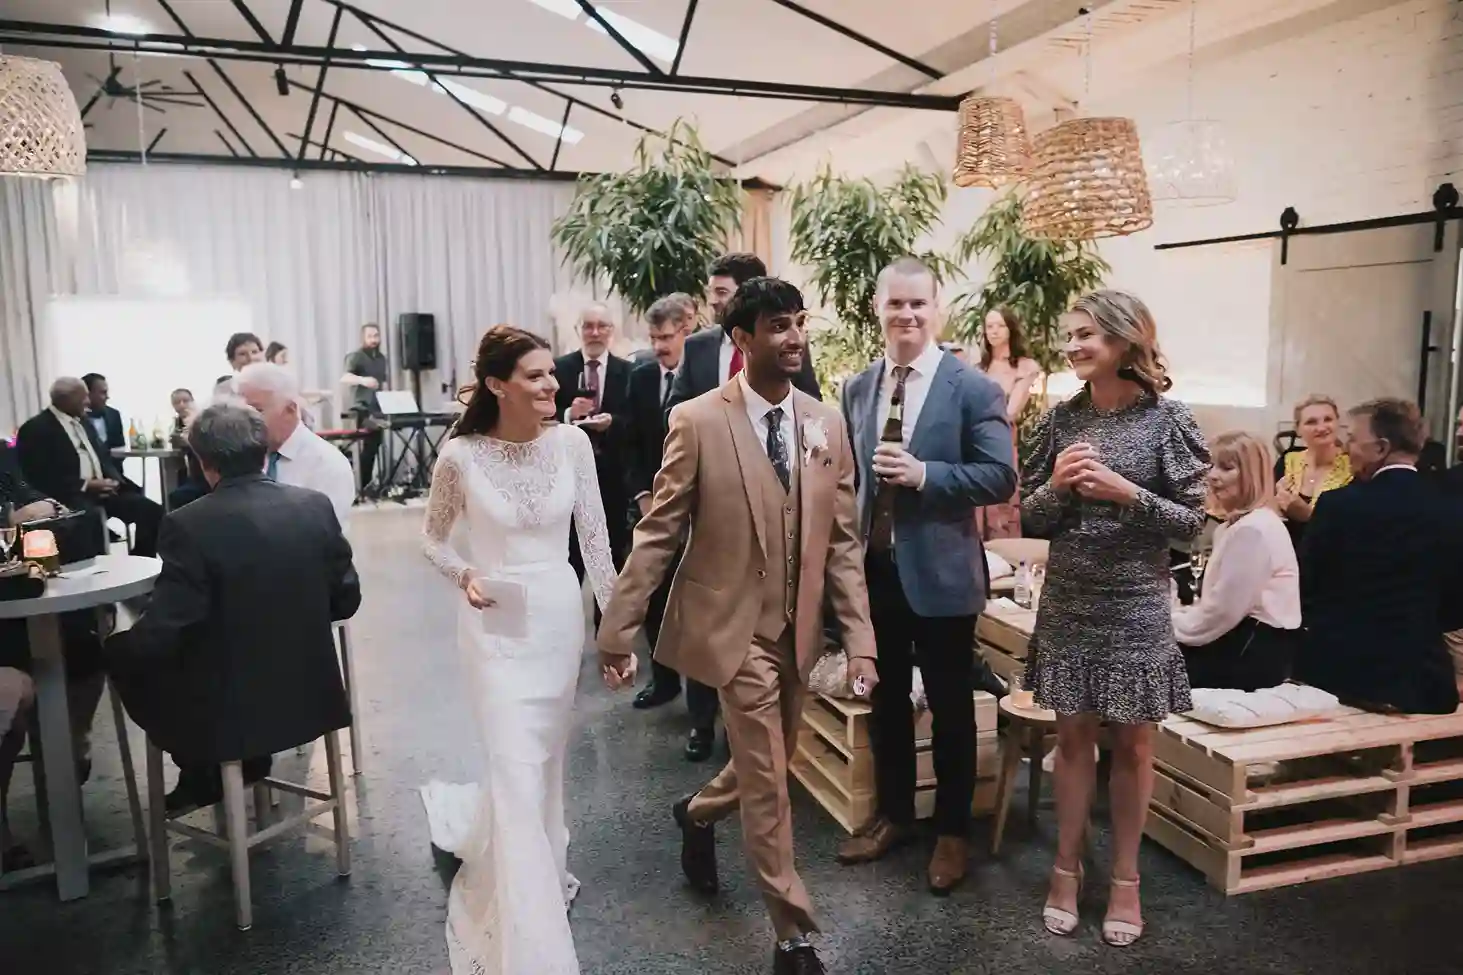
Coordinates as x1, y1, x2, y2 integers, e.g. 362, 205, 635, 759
624, 359, 675, 502
15, 409, 128, 508
1296, 469, 1463, 714
553, 350, 633, 524
86, 406, 125, 451
665, 327, 822, 415
107, 475, 361, 763
0, 441, 46, 508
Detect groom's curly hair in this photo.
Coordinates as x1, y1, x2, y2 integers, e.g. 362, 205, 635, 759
721, 277, 805, 338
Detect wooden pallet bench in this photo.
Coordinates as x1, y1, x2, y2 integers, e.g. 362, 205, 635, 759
1146, 704, 1463, 894
791, 691, 998, 834
977, 604, 1034, 687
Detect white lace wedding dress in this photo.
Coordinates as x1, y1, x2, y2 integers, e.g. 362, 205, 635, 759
419, 423, 615, 975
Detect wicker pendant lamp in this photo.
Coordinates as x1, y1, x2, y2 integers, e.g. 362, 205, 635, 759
0, 55, 87, 178
953, 95, 1031, 188
1023, 117, 1153, 240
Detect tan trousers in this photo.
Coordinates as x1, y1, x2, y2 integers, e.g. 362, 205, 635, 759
686, 630, 815, 939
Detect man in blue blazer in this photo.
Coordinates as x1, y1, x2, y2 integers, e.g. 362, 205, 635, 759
836, 258, 1017, 894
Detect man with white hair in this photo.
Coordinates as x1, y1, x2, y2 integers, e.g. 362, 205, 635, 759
237, 362, 356, 525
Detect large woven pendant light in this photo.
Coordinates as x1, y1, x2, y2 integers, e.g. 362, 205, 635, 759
0, 55, 87, 178
952, 9, 1030, 188
1021, 10, 1151, 240
1146, 0, 1235, 205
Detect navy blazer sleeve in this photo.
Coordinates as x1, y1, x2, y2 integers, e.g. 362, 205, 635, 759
918, 370, 1017, 508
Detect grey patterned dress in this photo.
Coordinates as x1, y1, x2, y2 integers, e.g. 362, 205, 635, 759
1021, 391, 1210, 723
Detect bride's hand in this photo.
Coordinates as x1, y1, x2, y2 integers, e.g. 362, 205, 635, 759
463, 577, 496, 610
600, 652, 636, 690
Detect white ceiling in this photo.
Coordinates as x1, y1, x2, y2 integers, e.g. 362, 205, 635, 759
0, 0, 1389, 181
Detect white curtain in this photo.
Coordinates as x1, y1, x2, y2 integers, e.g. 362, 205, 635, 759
0, 163, 575, 431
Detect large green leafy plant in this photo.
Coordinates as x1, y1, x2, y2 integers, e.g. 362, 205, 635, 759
787, 165, 957, 391
947, 189, 1109, 376
552, 120, 742, 316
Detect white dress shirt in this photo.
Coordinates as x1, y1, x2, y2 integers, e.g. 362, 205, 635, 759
718, 332, 737, 385
1173, 506, 1301, 646
49, 406, 105, 486
273, 421, 357, 527
738, 372, 797, 461
875, 341, 943, 493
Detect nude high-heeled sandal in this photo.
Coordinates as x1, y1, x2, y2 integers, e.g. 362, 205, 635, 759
1042, 864, 1083, 936
1102, 876, 1145, 947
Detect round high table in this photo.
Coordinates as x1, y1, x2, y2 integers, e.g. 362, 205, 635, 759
111, 447, 182, 512
0, 555, 160, 900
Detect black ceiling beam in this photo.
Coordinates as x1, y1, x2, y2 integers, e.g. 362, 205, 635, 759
289, 132, 363, 162
670, 0, 698, 76
281, 0, 305, 47
327, 2, 740, 167
86, 148, 585, 181
214, 129, 241, 157
146, 127, 168, 153
284, 77, 513, 167
550, 102, 572, 171
185, 69, 257, 156
151, 0, 292, 157
296, 4, 342, 165
0, 20, 961, 110
574, 0, 664, 76
228, 0, 274, 46
356, 13, 544, 170
318, 99, 340, 160
349, 105, 419, 165
764, 0, 942, 80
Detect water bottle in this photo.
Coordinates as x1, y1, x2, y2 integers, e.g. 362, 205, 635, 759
1014, 560, 1031, 609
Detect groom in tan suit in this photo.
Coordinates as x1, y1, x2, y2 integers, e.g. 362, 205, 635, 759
599, 277, 875, 975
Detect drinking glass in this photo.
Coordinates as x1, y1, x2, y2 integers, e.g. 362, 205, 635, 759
0, 525, 17, 565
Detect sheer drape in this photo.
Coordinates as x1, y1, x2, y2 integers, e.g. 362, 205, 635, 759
0, 163, 574, 431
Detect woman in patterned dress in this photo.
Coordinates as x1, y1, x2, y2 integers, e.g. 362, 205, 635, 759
976, 307, 1042, 539
1021, 291, 1209, 947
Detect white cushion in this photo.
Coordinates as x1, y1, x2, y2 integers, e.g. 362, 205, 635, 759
1185, 684, 1344, 729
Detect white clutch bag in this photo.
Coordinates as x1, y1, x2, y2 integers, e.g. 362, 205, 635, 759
478, 579, 528, 639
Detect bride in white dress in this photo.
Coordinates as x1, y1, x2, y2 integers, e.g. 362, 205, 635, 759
418, 325, 628, 975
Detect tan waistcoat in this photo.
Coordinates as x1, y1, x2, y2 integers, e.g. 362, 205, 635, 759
750, 446, 801, 644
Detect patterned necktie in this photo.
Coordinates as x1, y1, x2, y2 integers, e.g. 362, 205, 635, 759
585, 359, 602, 410
728, 345, 744, 380
869, 365, 910, 551
266, 451, 280, 480
765, 407, 791, 493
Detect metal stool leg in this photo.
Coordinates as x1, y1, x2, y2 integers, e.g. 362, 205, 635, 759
335, 624, 362, 776
145, 741, 170, 902
323, 731, 351, 877
220, 761, 252, 931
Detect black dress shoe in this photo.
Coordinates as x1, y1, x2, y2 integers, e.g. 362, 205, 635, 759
672, 795, 718, 894
773, 943, 825, 975
684, 727, 714, 762
633, 682, 681, 710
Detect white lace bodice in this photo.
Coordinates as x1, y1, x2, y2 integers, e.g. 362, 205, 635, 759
422, 423, 615, 612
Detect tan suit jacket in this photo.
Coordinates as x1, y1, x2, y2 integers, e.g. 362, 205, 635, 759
599, 379, 874, 688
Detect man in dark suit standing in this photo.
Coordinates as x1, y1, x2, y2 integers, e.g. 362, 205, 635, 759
835, 258, 1016, 893
108, 404, 360, 812
666, 254, 822, 415
81, 373, 125, 450
16, 377, 163, 557
555, 303, 634, 577
1297, 398, 1463, 715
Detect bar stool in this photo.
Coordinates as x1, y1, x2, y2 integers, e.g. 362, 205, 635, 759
146, 729, 351, 931
298, 624, 360, 775
990, 695, 1058, 855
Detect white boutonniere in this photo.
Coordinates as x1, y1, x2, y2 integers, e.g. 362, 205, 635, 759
801, 416, 828, 466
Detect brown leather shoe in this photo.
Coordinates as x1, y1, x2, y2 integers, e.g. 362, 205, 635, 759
836, 815, 909, 865
927, 836, 969, 895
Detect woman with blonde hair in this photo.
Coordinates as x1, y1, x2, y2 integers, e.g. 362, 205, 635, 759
1275, 393, 1351, 547
1175, 432, 1300, 690
1021, 289, 1208, 947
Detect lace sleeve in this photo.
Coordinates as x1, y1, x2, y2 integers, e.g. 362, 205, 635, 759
567, 425, 616, 612
422, 442, 473, 587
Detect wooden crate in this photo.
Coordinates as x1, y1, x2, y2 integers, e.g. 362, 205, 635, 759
1146, 705, 1463, 894
791, 691, 999, 833
977, 605, 1034, 689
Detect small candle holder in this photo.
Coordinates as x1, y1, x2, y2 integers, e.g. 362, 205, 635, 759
22, 528, 60, 576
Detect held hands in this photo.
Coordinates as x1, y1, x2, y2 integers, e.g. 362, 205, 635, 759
872, 442, 924, 489
578, 413, 613, 433
599, 651, 637, 690
84, 478, 119, 497
568, 397, 597, 421
847, 656, 879, 699
1052, 442, 1138, 505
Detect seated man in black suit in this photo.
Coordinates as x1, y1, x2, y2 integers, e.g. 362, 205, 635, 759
16, 377, 163, 557
1296, 398, 1463, 714
107, 404, 361, 813
81, 372, 125, 450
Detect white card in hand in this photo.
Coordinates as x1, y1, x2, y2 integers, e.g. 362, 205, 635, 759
478, 580, 528, 639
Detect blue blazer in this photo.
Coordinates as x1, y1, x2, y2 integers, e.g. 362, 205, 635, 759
840, 353, 1017, 618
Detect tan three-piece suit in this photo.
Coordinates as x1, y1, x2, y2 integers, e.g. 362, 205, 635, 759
599, 376, 874, 938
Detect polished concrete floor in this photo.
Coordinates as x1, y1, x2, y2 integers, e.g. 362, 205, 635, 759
3, 506, 1460, 974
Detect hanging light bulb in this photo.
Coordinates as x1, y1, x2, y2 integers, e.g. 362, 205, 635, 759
952, 9, 1031, 188
0, 54, 87, 178
1145, 0, 1236, 205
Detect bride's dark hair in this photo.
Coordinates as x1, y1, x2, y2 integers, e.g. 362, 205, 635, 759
452, 325, 551, 439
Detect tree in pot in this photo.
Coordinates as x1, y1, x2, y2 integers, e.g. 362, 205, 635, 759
787, 165, 957, 394
946, 189, 1109, 431
551, 120, 742, 318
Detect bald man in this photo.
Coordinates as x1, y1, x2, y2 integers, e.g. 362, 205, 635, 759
15, 377, 163, 556
555, 304, 634, 581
